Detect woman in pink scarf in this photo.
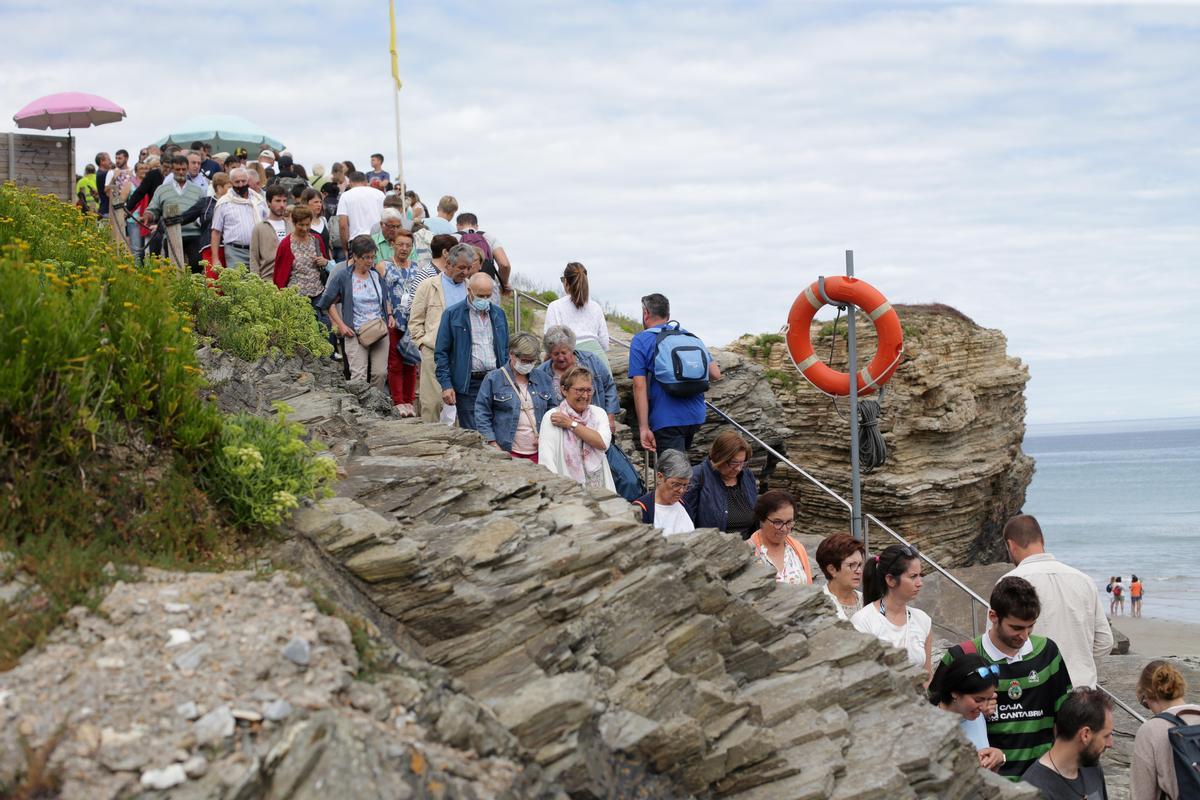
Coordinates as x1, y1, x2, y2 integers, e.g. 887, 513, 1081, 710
538, 365, 615, 491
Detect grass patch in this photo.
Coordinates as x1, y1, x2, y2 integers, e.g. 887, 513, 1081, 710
603, 303, 642, 335
746, 332, 785, 359
764, 368, 799, 390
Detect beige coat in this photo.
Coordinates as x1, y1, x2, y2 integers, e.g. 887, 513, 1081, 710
249, 219, 293, 280
409, 272, 450, 350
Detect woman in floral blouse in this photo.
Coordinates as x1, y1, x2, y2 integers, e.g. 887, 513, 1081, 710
747, 490, 812, 585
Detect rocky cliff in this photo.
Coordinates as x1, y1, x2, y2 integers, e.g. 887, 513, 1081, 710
210, 350, 1031, 799
727, 304, 1034, 567
0, 349, 1038, 798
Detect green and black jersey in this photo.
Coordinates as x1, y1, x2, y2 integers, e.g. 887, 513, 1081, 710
942, 635, 1073, 781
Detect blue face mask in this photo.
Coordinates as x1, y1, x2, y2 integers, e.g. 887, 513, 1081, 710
471, 297, 490, 312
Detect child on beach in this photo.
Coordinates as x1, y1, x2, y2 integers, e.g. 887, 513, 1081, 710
1111, 577, 1125, 616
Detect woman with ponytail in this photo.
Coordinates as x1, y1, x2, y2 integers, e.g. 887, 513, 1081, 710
544, 262, 611, 368
1132, 660, 1200, 799
851, 544, 933, 681
928, 652, 1005, 771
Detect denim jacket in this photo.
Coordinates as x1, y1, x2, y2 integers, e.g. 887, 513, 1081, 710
532, 349, 620, 415
474, 365, 555, 452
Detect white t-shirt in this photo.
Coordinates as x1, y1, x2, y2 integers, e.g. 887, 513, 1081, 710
337, 186, 386, 239
268, 219, 287, 240
655, 502, 695, 536
544, 297, 610, 350
850, 601, 932, 670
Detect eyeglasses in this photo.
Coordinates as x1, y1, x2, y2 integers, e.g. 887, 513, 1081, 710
895, 545, 919, 559
974, 664, 1001, 679
662, 479, 689, 492
766, 518, 795, 531
568, 386, 593, 395
724, 460, 746, 469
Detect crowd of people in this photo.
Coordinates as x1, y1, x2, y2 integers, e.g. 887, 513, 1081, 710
77, 142, 1195, 800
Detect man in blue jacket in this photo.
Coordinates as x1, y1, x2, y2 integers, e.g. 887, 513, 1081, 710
435, 272, 509, 431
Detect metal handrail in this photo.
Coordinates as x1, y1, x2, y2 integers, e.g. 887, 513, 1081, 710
512, 289, 1145, 722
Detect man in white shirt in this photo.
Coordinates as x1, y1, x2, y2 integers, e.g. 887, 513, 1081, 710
337, 171, 386, 251
999, 514, 1114, 687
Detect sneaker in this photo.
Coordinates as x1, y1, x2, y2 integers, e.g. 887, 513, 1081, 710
331, 351, 343, 361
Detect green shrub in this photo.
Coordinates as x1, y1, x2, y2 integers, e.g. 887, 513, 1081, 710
204, 403, 337, 528
0, 251, 222, 464
173, 266, 333, 361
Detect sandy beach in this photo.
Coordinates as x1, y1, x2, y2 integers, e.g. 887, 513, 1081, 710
1111, 616, 1200, 658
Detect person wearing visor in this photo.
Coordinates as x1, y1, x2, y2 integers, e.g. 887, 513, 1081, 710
475, 333, 554, 462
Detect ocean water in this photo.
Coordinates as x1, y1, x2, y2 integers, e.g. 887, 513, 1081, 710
1022, 417, 1200, 624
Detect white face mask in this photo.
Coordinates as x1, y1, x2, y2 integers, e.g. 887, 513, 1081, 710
513, 360, 535, 375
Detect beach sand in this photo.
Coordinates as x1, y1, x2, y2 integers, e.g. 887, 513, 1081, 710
1111, 615, 1200, 658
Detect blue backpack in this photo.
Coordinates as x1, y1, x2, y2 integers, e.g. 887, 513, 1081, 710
1156, 711, 1200, 798
651, 321, 711, 397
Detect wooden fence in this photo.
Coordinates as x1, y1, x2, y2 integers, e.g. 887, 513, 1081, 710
0, 132, 76, 201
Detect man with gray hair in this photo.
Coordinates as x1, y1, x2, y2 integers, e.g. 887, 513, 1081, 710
434, 272, 509, 431
409, 243, 473, 421
632, 450, 696, 536
211, 166, 267, 268
372, 207, 409, 265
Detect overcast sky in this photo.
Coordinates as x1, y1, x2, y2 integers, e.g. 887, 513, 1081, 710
4, 1, 1198, 424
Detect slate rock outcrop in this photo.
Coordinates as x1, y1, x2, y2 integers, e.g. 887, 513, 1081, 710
728, 304, 1034, 567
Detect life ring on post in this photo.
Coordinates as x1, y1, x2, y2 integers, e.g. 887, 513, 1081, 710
785, 276, 903, 396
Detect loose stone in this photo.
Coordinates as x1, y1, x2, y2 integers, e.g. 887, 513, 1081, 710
140, 763, 188, 790
281, 637, 310, 667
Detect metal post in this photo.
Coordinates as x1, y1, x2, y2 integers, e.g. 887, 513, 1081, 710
513, 291, 521, 333
846, 250, 864, 544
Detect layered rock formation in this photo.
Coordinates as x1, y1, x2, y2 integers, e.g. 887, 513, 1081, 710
200, 349, 1032, 799
728, 304, 1034, 567
0, 349, 1041, 798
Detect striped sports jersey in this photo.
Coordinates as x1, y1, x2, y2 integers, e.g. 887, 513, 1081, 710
942, 635, 1073, 780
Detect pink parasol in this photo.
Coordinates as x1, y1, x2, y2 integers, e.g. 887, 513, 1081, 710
13, 92, 126, 131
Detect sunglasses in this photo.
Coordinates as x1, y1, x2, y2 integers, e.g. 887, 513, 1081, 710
974, 664, 1001, 679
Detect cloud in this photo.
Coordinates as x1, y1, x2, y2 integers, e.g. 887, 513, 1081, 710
3, 0, 1198, 423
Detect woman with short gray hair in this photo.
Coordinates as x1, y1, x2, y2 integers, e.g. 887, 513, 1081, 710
632, 450, 696, 536
474, 332, 556, 462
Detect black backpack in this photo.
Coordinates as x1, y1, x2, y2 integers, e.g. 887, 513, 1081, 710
1156, 711, 1200, 798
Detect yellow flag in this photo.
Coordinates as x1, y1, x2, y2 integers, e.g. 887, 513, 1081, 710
389, 0, 403, 91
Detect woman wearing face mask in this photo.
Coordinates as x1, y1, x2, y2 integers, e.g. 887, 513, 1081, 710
929, 653, 1005, 772
852, 543, 933, 682
474, 333, 555, 463
632, 449, 695, 536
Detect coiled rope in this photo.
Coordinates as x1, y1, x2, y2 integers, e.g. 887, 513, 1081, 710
822, 308, 888, 473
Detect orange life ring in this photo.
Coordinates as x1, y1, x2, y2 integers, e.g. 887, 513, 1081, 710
785, 276, 903, 396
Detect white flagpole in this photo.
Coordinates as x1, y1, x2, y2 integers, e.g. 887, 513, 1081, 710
389, 0, 407, 213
